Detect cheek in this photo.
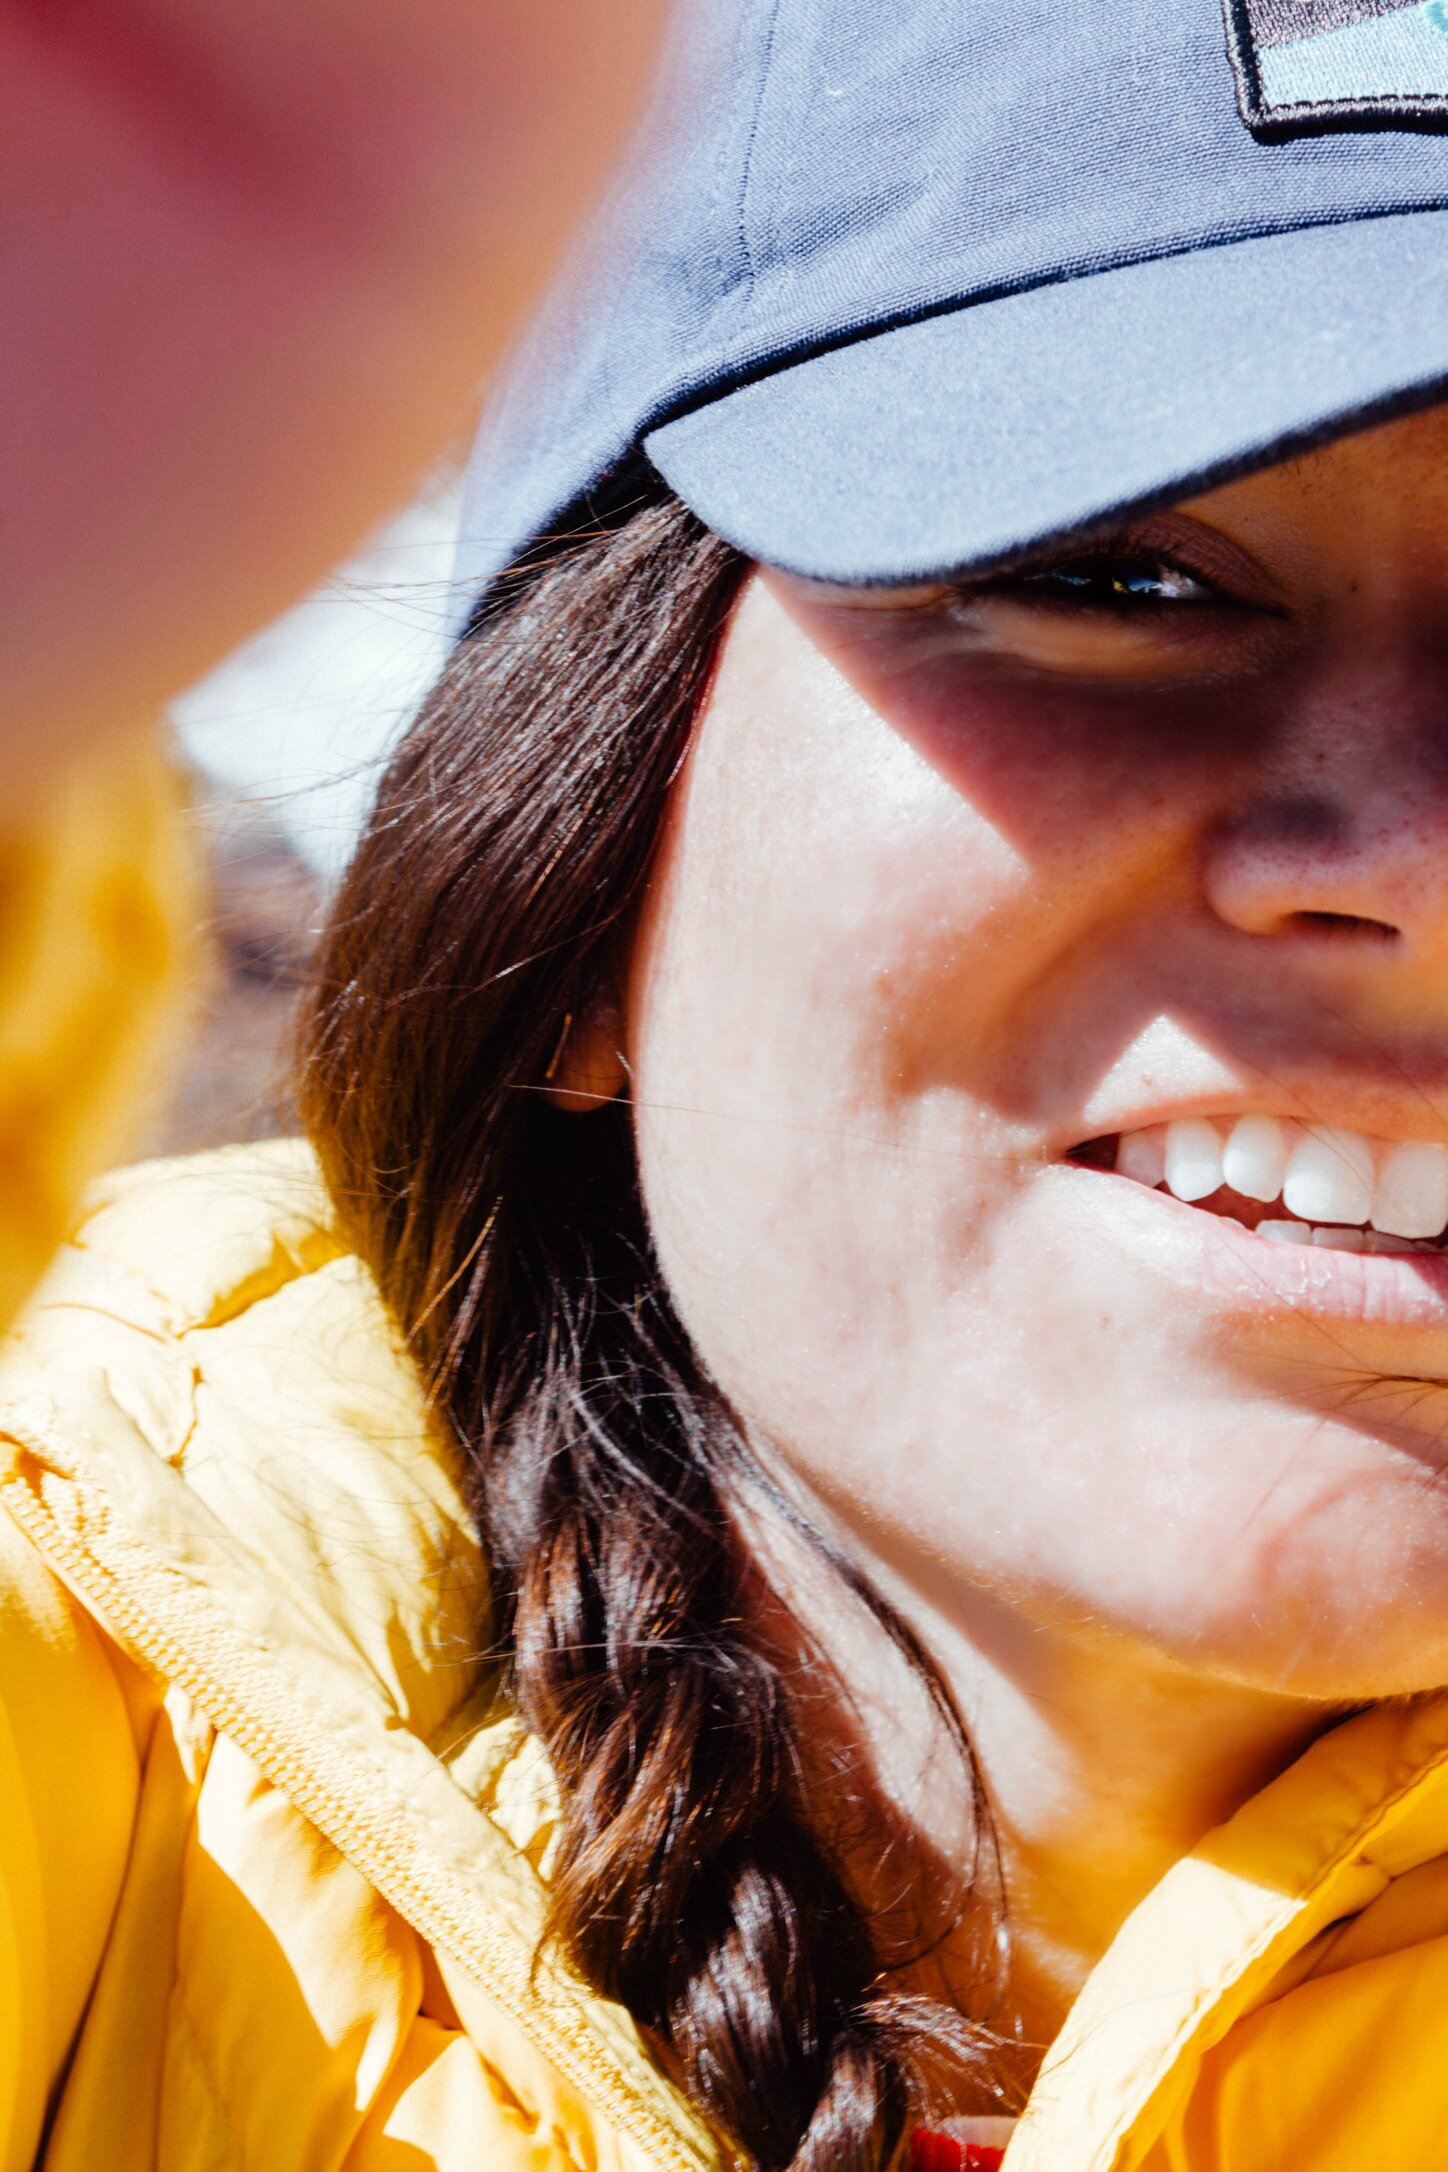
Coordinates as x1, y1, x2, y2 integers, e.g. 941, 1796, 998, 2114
625, 586, 1055, 1467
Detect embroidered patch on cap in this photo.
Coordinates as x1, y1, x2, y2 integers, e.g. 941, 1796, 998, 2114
1223, 0, 1448, 135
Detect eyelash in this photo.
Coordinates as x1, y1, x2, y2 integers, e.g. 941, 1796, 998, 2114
1000, 549, 1222, 610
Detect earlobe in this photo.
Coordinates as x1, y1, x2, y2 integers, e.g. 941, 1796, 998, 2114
544, 998, 628, 1113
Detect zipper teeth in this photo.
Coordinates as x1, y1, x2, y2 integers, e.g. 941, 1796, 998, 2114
2, 1466, 728, 2172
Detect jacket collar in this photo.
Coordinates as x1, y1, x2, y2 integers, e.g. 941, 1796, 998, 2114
1007, 1690, 1448, 2170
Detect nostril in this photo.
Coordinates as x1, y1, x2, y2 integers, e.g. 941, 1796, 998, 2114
1287, 910, 1400, 942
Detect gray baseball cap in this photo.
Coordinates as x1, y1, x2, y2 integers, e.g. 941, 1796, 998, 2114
456, 0, 1448, 611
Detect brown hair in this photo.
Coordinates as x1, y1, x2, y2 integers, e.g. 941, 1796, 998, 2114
299, 491, 1000, 2170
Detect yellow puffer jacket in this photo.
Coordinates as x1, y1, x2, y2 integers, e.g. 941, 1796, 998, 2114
3, 1140, 1448, 2172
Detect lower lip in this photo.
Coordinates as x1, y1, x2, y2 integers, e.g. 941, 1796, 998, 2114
1061, 1163, 1448, 1335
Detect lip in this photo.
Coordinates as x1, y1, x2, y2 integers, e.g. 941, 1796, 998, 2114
1057, 1159, 1448, 1340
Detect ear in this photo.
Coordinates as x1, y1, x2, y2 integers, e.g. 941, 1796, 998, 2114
544, 995, 628, 1113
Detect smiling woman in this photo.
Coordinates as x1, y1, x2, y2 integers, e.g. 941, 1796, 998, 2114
302, 405, 1448, 2165
1, 2, 1447, 2170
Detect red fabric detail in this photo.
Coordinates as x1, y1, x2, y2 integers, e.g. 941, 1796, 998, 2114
910, 2134, 964, 2172
909, 2131, 1006, 2172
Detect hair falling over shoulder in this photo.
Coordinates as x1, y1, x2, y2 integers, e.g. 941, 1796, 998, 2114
298, 491, 1002, 2171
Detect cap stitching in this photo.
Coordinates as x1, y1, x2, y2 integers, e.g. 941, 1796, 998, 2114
1221, 0, 1448, 136
733, 0, 784, 312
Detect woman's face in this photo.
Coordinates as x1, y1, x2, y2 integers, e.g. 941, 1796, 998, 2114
624, 404, 1448, 1702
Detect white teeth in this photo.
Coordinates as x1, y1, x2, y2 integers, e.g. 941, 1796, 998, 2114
1222, 1115, 1290, 1203
1371, 1140, 1448, 1240
1110, 1114, 1448, 1251
1310, 1225, 1367, 1251
1282, 1127, 1375, 1227
1163, 1118, 1224, 1202
1116, 1127, 1166, 1187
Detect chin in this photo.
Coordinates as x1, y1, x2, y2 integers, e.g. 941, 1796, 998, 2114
1068, 1390, 1448, 1701
1143, 1533, 1448, 1704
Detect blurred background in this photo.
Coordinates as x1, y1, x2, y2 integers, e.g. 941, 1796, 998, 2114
147, 475, 462, 1158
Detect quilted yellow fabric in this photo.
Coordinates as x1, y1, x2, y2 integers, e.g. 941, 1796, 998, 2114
3, 1141, 1448, 2169
0, 1143, 724, 2172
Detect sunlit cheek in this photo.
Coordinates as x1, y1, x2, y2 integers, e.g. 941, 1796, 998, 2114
636, 698, 1048, 1152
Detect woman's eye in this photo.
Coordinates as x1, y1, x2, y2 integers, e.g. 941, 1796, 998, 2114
1006, 553, 1218, 608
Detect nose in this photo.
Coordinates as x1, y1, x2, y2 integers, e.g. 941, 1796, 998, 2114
1204, 793, 1406, 944
1201, 658, 1448, 966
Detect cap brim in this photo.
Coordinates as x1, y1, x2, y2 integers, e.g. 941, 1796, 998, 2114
645, 209, 1448, 585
